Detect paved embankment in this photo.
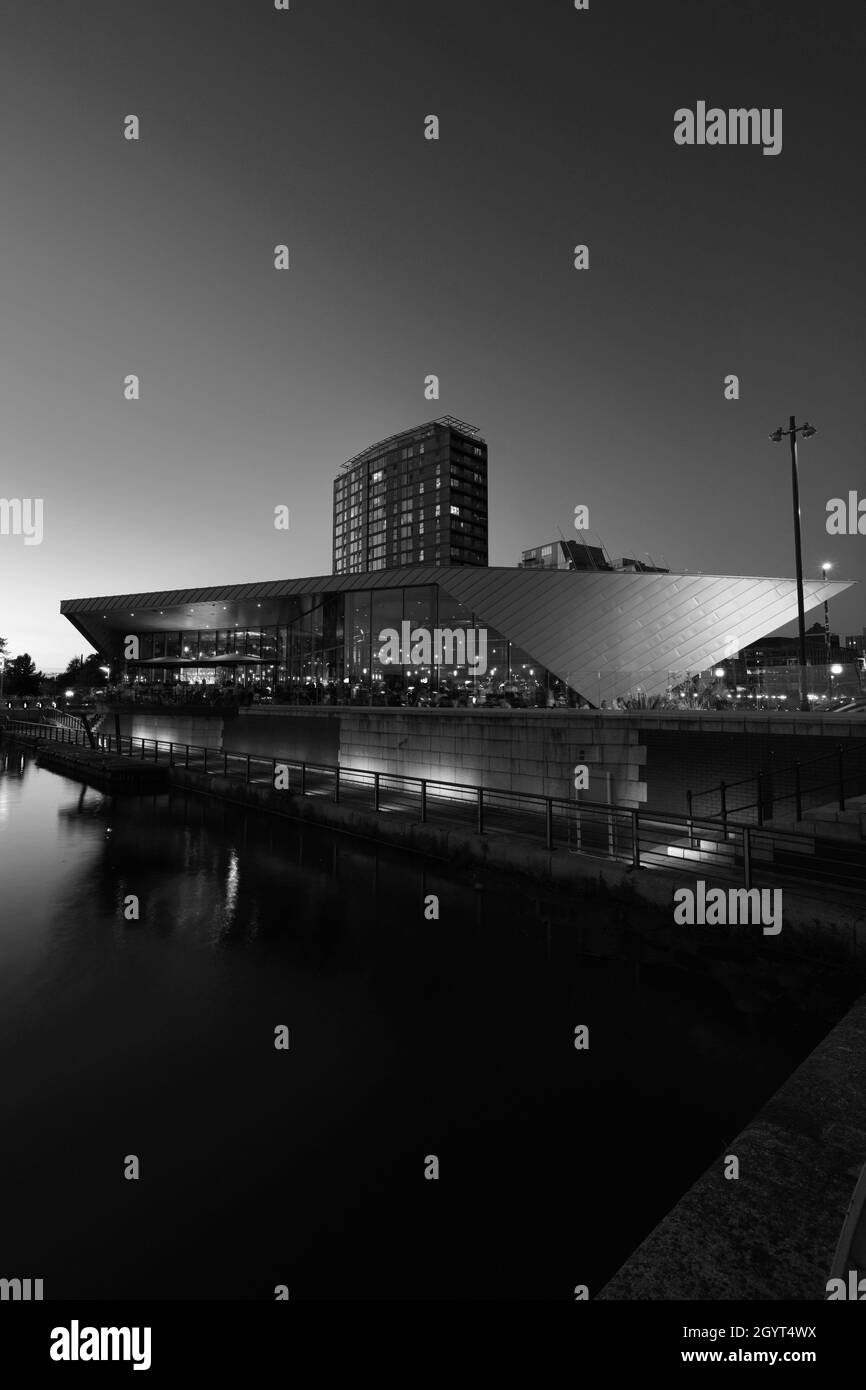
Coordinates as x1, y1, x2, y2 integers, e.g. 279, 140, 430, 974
35, 743, 168, 790
104, 703, 866, 817
597, 991, 866, 1300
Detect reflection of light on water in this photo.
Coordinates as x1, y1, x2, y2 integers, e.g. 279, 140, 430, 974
224, 849, 239, 929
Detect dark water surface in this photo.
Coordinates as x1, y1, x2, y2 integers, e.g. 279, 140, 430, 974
0, 747, 855, 1299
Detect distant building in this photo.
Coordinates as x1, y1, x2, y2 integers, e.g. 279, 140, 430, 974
519, 539, 669, 574
333, 417, 488, 574
520, 539, 609, 571
743, 626, 847, 667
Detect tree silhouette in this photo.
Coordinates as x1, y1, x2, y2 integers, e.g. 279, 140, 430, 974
5, 653, 42, 696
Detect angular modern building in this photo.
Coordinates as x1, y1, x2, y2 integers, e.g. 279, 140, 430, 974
61, 566, 854, 710
333, 417, 488, 574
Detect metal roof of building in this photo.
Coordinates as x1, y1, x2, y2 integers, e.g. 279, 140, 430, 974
61, 566, 855, 701
438, 568, 854, 702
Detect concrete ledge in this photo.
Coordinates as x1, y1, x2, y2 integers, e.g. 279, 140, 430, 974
597, 992, 866, 1300
236, 706, 866, 735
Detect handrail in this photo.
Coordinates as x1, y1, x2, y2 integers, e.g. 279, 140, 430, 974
691, 738, 866, 802
5, 718, 865, 900
689, 738, 866, 824
3, 716, 736, 825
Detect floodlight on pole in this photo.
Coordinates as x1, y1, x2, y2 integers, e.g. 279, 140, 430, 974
769, 417, 818, 712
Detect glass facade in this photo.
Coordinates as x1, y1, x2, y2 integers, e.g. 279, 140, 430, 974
121, 584, 575, 708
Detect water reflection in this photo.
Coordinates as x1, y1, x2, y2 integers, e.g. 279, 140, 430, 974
0, 749, 859, 1300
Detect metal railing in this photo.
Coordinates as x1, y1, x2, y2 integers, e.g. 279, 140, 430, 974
688, 740, 866, 828
41, 709, 88, 735
5, 720, 866, 899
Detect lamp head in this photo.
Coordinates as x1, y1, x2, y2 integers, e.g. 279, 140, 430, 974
769, 427, 784, 443
802, 422, 817, 438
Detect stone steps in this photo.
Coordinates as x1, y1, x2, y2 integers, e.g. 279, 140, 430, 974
666, 828, 737, 866
768, 793, 866, 843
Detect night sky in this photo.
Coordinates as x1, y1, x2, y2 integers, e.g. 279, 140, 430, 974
0, 0, 864, 670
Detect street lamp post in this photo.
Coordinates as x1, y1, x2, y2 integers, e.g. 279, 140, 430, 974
821, 563, 832, 696
821, 563, 832, 658
769, 417, 817, 712
830, 662, 843, 705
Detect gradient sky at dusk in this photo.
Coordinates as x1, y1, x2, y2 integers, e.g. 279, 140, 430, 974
1, 0, 864, 670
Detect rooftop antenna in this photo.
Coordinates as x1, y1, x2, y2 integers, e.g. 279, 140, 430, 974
555, 524, 576, 569
591, 531, 614, 569
563, 522, 602, 570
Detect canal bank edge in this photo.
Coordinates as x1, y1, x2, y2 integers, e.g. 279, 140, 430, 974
596, 989, 866, 1300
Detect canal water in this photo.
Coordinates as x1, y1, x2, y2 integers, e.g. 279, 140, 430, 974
0, 746, 857, 1300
